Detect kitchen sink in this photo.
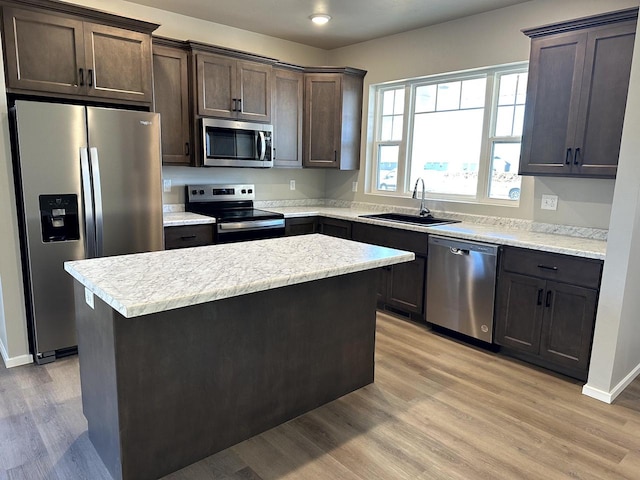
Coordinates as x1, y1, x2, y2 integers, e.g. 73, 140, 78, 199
359, 213, 460, 226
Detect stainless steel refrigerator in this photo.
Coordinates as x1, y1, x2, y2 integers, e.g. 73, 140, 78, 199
12, 100, 164, 364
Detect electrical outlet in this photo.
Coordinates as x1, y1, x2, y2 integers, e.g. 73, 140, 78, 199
289, 180, 296, 191
352, 181, 358, 192
84, 287, 94, 310
541, 194, 558, 211
163, 179, 171, 193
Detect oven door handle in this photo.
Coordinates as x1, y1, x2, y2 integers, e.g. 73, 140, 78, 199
218, 219, 285, 232
256, 131, 266, 161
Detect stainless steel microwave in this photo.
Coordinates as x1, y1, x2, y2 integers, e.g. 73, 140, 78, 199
201, 118, 273, 167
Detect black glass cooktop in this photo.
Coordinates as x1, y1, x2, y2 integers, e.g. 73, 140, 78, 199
216, 208, 284, 222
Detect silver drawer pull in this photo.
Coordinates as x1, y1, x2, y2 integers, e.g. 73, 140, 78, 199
450, 247, 469, 255
538, 264, 558, 271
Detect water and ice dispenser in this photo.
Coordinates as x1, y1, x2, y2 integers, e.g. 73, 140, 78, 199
39, 194, 80, 242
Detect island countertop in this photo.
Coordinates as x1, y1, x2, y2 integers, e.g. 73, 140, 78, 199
64, 234, 414, 318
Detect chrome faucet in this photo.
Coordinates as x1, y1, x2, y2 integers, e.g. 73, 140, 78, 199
412, 177, 431, 217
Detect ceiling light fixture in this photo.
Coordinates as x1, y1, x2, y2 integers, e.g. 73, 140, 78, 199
309, 14, 331, 25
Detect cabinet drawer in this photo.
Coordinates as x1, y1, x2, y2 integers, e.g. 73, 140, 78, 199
501, 247, 602, 289
318, 218, 352, 239
285, 217, 318, 236
352, 222, 429, 256
165, 224, 214, 249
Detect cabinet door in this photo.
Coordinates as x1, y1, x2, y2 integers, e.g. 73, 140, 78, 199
284, 217, 317, 236
196, 53, 236, 118
237, 60, 272, 122
539, 281, 597, 373
83, 23, 152, 103
386, 256, 426, 315
165, 224, 214, 249
572, 22, 636, 178
153, 45, 191, 165
273, 68, 303, 167
494, 272, 545, 354
318, 218, 352, 239
304, 74, 341, 167
519, 32, 586, 176
2, 7, 85, 96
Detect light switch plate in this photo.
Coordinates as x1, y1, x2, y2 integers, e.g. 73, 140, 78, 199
541, 194, 558, 211
352, 181, 358, 192
163, 179, 171, 192
289, 180, 296, 190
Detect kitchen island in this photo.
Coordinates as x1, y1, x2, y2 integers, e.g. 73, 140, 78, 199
64, 234, 414, 480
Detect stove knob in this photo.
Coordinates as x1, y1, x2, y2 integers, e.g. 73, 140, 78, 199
248, 189, 253, 194
191, 189, 198, 195
199, 190, 205, 195
241, 189, 247, 194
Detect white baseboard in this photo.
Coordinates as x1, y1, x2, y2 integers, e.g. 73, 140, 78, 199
582, 384, 613, 403
0, 339, 33, 368
583, 362, 640, 404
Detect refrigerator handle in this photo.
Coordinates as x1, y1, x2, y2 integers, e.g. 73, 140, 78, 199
80, 147, 96, 257
89, 147, 104, 257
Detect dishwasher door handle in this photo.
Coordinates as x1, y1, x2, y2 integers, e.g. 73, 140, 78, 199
449, 247, 469, 255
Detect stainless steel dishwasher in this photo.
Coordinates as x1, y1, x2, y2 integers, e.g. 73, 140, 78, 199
426, 236, 499, 343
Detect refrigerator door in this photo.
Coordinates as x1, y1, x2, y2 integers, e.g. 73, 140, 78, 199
13, 101, 88, 359
86, 108, 164, 257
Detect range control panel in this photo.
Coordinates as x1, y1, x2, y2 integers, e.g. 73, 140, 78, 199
186, 184, 255, 203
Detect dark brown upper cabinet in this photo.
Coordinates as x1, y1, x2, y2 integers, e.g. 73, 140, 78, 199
272, 66, 303, 168
153, 39, 191, 165
303, 68, 366, 170
519, 8, 637, 178
195, 52, 272, 123
1, 4, 156, 106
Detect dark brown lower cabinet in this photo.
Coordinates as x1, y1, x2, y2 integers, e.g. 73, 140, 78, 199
495, 247, 602, 380
317, 217, 352, 239
385, 256, 426, 316
539, 280, 598, 372
284, 217, 318, 236
352, 222, 428, 321
164, 224, 214, 249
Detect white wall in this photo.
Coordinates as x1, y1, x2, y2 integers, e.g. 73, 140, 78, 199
0, 0, 328, 364
584, 21, 640, 402
324, 0, 636, 229
0, 31, 30, 366
162, 167, 326, 204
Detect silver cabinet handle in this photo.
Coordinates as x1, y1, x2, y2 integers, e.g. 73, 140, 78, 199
449, 247, 469, 255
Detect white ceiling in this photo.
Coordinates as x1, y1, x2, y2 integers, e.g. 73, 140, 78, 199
126, 0, 532, 50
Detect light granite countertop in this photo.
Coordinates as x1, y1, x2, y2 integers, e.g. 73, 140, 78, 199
161, 205, 607, 260
64, 234, 414, 318
269, 206, 607, 260
163, 211, 215, 227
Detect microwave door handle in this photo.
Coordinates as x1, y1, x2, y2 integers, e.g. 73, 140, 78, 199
257, 131, 266, 161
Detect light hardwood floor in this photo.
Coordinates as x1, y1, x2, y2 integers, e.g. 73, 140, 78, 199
2, 312, 640, 479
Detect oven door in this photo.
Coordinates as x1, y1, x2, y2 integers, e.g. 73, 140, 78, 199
202, 119, 272, 168
216, 219, 285, 244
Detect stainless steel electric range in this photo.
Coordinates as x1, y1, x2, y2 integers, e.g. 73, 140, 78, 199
185, 184, 285, 243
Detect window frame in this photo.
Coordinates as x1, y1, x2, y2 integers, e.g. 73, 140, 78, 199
369, 62, 528, 205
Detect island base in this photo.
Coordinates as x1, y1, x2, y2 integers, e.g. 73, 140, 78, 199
74, 270, 378, 480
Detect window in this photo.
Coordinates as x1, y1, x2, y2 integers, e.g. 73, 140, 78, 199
371, 64, 528, 203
